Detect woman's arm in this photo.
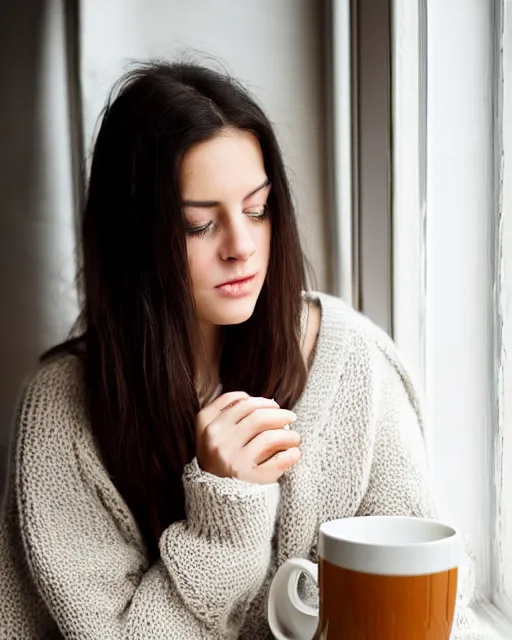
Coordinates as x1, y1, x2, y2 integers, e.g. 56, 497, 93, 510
355, 343, 436, 519
12, 357, 278, 639
355, 341, 490, 639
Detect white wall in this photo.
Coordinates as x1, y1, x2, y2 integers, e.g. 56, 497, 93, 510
80, 0, 331, 291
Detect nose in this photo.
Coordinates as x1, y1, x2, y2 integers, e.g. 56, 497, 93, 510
220, 218, 256, 262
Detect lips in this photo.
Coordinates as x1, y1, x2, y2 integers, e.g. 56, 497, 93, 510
216, 274, 256, 288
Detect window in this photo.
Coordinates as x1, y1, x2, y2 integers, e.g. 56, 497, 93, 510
332, 0, 512, 636
395, 0, 511, 636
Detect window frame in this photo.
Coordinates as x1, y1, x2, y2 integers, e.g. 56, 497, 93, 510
391, 0, 512, 635
494, 0, 512, 624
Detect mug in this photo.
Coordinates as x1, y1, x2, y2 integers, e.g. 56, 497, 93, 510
267, 516, 461, 640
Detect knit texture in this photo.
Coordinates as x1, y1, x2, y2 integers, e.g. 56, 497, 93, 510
0, 292, 490, 639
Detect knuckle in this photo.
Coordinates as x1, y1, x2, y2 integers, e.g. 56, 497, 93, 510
240, 408, 259, 431
203, 422, 216, 442
223, 395, 247, 413
273, 450, 285, 466
243, 397, 261, 414
261, 429, 275, 450
204, 424, 222, 451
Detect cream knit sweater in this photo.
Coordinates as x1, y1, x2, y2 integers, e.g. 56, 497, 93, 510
0, 292, 489, 639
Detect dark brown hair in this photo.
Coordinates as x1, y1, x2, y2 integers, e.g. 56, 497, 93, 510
46, 61, 308, 562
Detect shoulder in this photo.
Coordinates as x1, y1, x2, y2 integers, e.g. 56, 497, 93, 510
19, 353, 87, 426
15, 354, 88, 470
306, 290, 395, 354
306, 291, 422, 409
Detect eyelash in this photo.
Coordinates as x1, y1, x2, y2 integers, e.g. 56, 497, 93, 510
185, 205, 269, 238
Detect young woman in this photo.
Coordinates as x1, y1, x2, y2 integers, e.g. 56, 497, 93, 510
0, 62, 483, 639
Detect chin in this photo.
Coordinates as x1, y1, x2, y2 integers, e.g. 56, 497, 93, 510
206, 295, 259, 326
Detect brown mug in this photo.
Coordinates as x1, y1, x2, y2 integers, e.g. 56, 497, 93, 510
267, 516, 461, 640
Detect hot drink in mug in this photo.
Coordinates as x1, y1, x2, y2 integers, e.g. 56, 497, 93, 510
267, 516, 461, 640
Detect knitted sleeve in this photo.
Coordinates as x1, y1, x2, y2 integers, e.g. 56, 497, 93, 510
13, 356, 279, 639
355, 340, 492, 639
354, 342, 436, 519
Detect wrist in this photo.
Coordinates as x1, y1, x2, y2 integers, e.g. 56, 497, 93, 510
182, 458, 280, 544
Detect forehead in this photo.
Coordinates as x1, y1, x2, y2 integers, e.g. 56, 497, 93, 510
180, 128, 266, 200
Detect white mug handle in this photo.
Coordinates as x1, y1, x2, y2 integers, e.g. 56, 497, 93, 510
267, 558, 319, 640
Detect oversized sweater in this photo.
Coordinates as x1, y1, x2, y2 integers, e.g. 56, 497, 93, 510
0, 292, 489, 639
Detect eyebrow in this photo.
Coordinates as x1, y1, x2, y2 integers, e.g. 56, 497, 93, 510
181, 178, 271, 208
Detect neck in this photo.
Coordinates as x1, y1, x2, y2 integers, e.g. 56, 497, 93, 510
195, 321, 223, 400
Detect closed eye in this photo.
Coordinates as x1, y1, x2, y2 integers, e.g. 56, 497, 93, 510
246, 204, 269, 220
185, 205, 269, 238
185, 221, 213, 237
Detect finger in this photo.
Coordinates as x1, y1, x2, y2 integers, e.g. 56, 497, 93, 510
243, 428, 301, 465
236, 407, 297, 445
250, 447, 302, 484
220, 395, 280, 426
197, 391, 249, 430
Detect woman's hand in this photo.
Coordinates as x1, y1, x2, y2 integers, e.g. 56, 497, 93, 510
195, 391, 301, 484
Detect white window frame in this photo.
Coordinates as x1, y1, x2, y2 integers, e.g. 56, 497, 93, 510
495, 0, 512, 624
329, 0, 394, 335
329, 0, 356, 309
390, 0, 427, 392
392, 0, 512, 637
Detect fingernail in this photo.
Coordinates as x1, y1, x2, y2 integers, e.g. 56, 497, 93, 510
289, 412, 297, 422
284, 423, 290, 430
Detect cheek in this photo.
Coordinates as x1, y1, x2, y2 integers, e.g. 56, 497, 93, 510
186, 242, 212, 287
260, 222, 272, 259
255, 220, 271, 249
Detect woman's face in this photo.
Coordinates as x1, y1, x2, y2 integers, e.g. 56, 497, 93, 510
181, 128, 272, 327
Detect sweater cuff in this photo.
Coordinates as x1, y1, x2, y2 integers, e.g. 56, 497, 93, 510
182, 458, 281, 544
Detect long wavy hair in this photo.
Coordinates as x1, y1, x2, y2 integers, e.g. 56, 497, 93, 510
45, 61, 308, 562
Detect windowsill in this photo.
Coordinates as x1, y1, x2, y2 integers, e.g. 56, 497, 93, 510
472, 601, 512, 639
